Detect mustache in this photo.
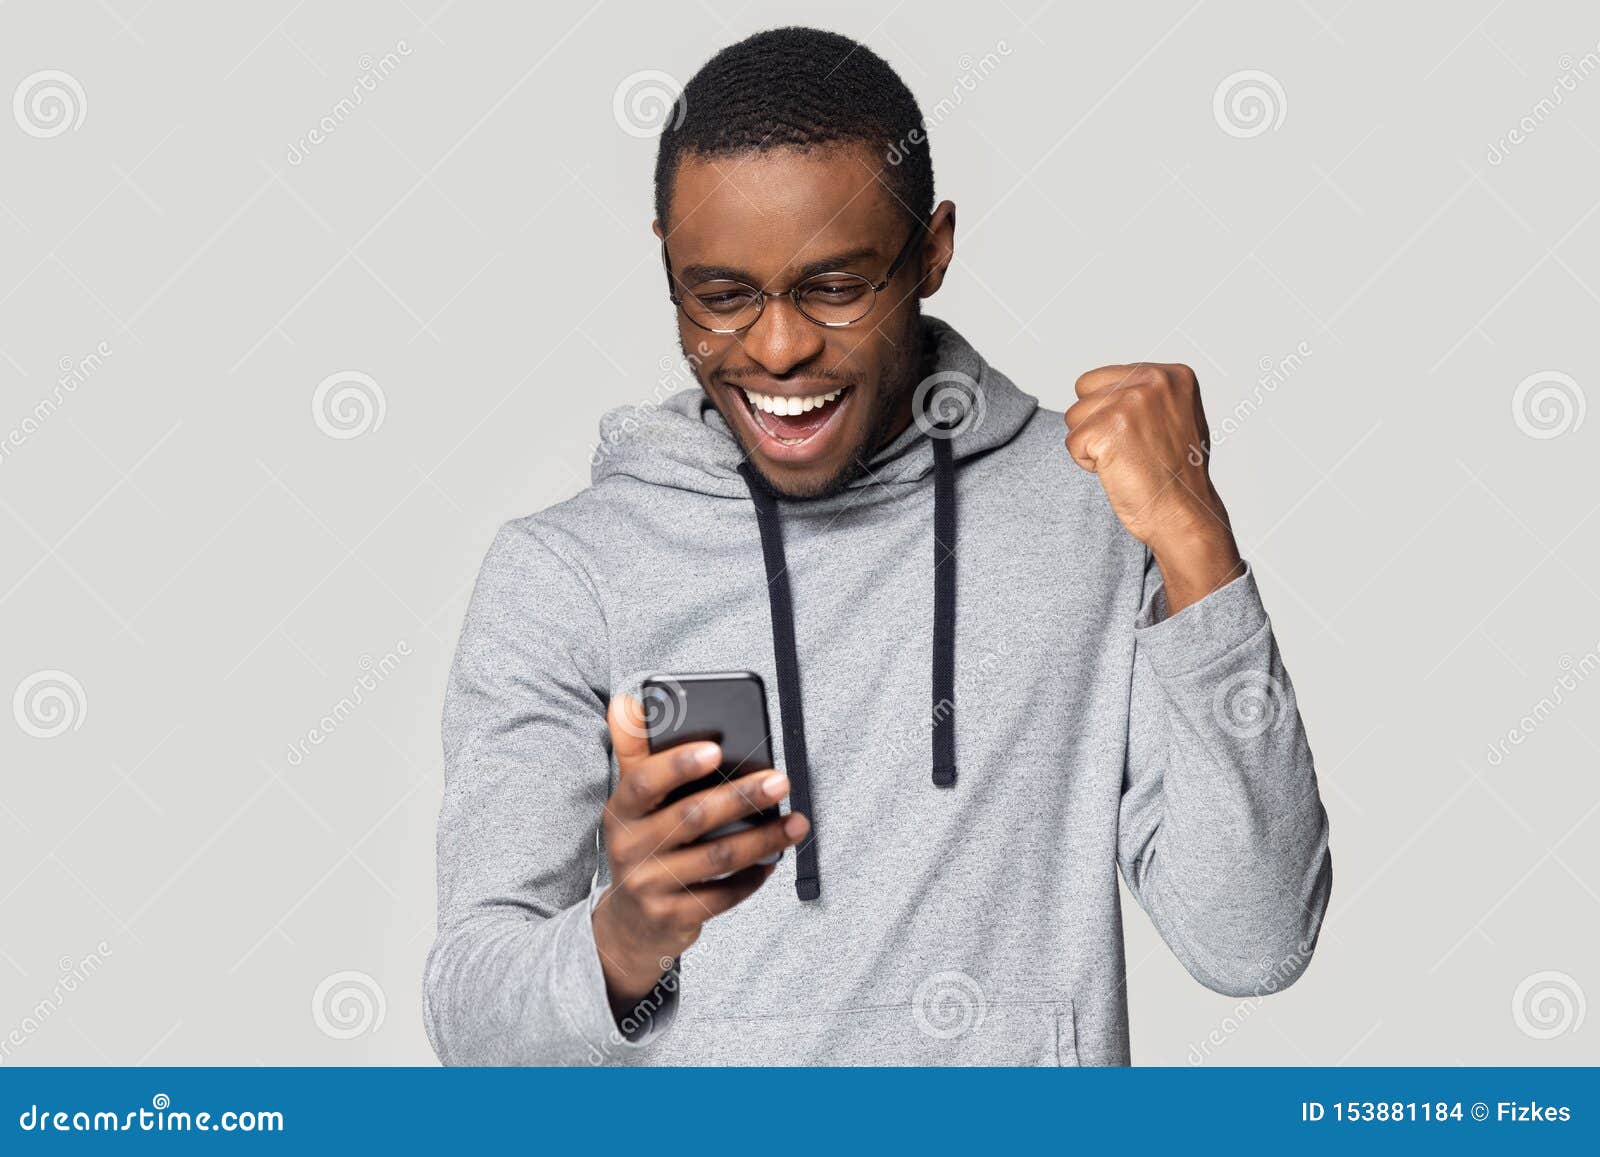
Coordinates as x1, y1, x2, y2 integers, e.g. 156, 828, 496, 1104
714, 367, 856, 391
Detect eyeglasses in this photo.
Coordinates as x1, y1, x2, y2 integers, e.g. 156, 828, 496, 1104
663, 225, 924, 335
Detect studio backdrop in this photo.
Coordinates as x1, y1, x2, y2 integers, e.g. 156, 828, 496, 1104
2, 0, 1596, 1065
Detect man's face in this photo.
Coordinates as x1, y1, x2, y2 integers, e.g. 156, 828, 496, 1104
656, 143, 950, 499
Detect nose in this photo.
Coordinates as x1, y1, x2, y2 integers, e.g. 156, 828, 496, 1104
740, 294, 826, 377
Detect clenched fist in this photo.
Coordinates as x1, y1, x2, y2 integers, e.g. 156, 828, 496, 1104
1065, 363, 1244, 614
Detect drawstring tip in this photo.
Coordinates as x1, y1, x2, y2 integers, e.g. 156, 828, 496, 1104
932, 766, 957, 788
795, 876, 820, 901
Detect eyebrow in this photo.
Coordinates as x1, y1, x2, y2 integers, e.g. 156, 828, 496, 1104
678, 244, 883, 285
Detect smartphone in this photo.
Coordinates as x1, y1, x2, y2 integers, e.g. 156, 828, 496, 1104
641, 671, 783, 862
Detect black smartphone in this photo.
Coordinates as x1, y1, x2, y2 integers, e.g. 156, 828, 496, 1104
641, 671, 783, 859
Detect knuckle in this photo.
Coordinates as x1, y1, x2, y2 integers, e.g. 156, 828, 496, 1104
618, 868, 650, 899
704, 838, 736, 873
725, 780, 759, 815
625, 774, 654, 807
640, 892, 675, 924
607, 833, 637, 868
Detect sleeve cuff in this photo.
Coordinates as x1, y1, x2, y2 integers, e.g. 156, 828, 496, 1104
1133, 560, 1270, 679
553, 886, 678, 1060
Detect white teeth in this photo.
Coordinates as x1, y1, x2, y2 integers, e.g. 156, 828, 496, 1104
740, 386, 847, 417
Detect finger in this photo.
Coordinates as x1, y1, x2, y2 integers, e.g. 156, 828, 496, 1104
659, 769, 790, 846
607, 695, 651, 771
1074, 363, 1152, 400
652, 812, 809, 887
678, 862, 775, 920
1064, 407, 1118, 473
613, 742, 723, 823
607, 708, 723, 823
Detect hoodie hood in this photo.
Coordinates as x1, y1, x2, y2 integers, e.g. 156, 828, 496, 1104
591, 315, 1040, 902
592, 315, 1039, 497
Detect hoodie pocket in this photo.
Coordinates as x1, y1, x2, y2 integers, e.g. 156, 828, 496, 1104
656, 999, 1078, 1066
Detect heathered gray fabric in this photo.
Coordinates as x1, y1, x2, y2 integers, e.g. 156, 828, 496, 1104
425, 316, 1333, 1067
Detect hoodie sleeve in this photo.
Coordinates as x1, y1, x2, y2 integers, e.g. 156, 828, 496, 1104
1117, 552, 1332, 998
424, 521, 676, 1065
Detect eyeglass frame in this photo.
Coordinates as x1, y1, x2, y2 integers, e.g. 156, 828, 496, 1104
661, 222, 926, 335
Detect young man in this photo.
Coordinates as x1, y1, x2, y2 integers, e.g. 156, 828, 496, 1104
426, 27, 1331, 1066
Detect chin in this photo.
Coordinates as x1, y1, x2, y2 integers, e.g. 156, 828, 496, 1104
748, 453, 861, 501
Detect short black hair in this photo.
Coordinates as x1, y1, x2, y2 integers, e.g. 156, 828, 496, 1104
653, 27, 933, 229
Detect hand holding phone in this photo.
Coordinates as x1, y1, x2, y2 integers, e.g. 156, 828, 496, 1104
644, 672, 783, 856
591, 680, 810, 1015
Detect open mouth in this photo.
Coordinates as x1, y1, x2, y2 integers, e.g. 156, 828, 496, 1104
736, 384, 854, 447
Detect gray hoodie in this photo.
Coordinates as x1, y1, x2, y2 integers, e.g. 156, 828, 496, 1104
426, 317, 1332, 1066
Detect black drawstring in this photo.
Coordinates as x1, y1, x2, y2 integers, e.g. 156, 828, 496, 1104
737, 462, 822, 901
931, 433, 958, 787
737, 431, 961, 900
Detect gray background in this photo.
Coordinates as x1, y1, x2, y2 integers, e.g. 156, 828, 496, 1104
2, 0, 1596, 1065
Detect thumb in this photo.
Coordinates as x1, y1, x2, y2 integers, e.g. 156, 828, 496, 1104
607, 694, 652, 772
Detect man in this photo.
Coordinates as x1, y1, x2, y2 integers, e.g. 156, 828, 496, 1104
426, 26, 1331, 1066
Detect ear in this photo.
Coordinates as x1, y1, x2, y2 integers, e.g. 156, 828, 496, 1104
652, 219, 666, 242
917, 200, 957, 299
